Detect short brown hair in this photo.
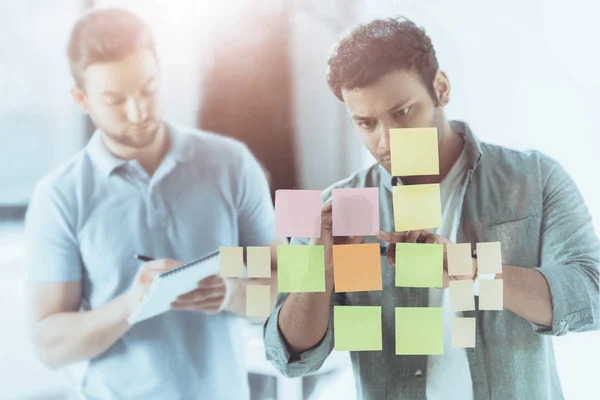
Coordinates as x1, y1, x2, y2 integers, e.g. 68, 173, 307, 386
67, 7, 157, 88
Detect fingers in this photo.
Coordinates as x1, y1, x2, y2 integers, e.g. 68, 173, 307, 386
171, 298, 224, 312
386, 243, 396, 266
197, 275, 223, 288
377, 231, 406, 243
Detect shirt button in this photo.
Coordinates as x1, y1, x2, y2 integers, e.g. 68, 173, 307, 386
414, 369, 423, 377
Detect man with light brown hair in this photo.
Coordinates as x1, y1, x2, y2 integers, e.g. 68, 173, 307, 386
25, 7, 284, 399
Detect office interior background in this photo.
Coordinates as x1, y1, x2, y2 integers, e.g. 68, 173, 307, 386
1, 0, 598, 399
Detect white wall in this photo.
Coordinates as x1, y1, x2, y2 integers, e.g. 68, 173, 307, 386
290, 1, 600, 398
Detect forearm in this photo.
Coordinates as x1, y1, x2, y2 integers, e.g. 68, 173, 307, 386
502, 265, 553, 327
34, 293, 134, 368
277, 274, 333, 354
224, 271, 279, 316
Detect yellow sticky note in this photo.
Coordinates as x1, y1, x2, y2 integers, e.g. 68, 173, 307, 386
392, 184, 442, 231
451, 317, 476, 348
476, 242, 502, 274
449, 280, 475, 312
479, 279, 503, 310
447, 243, 473, 276
247, 246, 271, 278
246, 284, 271, 317
220, 246, 244, 277
390, 127, 440, 176
395, 307, 443, 355
334, 306, 382, 351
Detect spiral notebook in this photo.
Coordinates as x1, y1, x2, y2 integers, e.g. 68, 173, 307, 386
128, 249, 221, 325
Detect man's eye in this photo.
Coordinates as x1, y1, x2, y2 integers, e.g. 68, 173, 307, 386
358, 120, 376, 130
394, 107, 410, 117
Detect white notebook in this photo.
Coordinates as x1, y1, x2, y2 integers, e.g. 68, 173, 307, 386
128, 250, 220, 325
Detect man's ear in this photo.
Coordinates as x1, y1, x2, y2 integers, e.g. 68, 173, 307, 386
71, 86, 90, 113
434, 70, 450, 107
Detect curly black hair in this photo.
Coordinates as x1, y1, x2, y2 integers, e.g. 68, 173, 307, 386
326, 17, 439, 104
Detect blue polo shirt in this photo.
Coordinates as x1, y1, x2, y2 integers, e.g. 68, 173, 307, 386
25, 123, 276, 399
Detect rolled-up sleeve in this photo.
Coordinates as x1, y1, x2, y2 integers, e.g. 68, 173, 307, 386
263, 237, 345, 377
534, 159, 600, 335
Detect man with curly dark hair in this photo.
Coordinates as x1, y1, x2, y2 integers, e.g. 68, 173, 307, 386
264, 17, 599, 400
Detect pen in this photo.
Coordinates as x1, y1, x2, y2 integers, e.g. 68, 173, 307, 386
135, 254, 155, 262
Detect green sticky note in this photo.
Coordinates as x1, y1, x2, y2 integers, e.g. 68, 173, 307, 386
277, 245, 326, 292
334, 306, 382, 351
395, 243, 443, 288
395, 307, 443, 355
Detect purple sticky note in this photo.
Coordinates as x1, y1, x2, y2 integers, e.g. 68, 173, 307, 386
332, 188, 380, 237
275, 190, 322, 238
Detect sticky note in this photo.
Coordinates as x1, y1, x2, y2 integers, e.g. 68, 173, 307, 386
476, 242, 502, 274
395, 307, 443, 355
246, 284, 271, 317
247, 246, 271, 278
390, 127, 439, 177
219, 246, 244, 277
395, 243, 443, 288
275, 190, 322, 238
392, 184, 442, 231
447, 243, 473, 276
334, 306, 382, 351
479, 279, 503, 310
332, 188, 380, 236
451, 317, 476, 348
277, 245, 326, 292
332, 243, 382, 292
449, 280, 475, 312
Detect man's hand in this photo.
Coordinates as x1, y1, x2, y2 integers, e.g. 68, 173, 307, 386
312, 199, 362, 281
377, 230, 476, 288
126, 259, 181, 313
171, 275, 231, 314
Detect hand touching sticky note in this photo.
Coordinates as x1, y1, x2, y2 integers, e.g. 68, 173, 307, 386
333, 243, 382, 292
332, 188, 380, 237
390, 127, 440, 177
275, 190, 322, 238
334, 306, 382, 351
392, 184, 442, 231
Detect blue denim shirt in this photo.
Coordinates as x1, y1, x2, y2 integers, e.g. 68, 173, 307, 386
263, 121, 600, 400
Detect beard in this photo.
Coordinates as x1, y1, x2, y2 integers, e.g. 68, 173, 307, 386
92, 115, 160, 149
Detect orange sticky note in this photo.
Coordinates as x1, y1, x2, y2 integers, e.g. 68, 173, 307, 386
332, 243, 382, 293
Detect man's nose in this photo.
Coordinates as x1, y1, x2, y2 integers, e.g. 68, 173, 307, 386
377, 123, 391, 151
125, 97, 148, 123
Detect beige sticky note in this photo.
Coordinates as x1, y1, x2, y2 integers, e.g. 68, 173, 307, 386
451, 317, 476, 348
392, 184, 442, 231
247, 246, 271, 278
447, 243, 473, 276
449, 280, 475, 312
390, 127, 440, 177
476, 242, 502, 274
479, 279, 503, 310
219, 246, 244, 277
246, 284, 271, 316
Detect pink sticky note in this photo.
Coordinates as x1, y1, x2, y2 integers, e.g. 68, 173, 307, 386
332, 188, 380, 237
275, 190, 322, 238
